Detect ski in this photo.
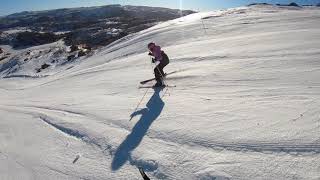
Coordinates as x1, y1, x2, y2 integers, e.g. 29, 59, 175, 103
140, 74, 167, 85
140, 70, 179, 84
139, 85, 176, 89
138, 168, 150, 180
140, 78, 157, 85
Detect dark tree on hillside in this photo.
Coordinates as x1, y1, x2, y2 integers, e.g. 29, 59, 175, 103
14, 32, 60, 48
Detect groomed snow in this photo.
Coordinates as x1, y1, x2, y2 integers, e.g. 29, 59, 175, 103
0, 5, 319, 180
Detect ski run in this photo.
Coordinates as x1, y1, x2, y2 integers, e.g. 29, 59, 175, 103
0, 4, 320, 180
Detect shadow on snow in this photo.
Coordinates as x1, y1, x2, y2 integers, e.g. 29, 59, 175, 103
111, 88, 164, 171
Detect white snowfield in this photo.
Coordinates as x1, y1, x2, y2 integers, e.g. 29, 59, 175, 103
0, 5, 320, 180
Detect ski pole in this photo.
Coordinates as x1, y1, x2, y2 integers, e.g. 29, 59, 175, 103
130, 87, 150, 121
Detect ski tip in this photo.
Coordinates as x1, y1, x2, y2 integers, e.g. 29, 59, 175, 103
138, 167, 150, 180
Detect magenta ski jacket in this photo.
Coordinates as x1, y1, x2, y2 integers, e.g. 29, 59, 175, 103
150, 45, 163, 61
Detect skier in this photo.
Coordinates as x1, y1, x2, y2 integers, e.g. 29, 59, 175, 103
147, 42, 169, 87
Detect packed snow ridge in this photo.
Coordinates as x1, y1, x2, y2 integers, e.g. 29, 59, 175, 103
0, 5, 319, 180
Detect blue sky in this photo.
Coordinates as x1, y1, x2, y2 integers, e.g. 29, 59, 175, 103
1, 0, 319, 16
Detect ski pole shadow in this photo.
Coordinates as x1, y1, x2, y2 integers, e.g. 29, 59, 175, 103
111, 88, 165, 171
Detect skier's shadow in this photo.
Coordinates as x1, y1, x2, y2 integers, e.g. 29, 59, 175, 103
111, 88, 164, 171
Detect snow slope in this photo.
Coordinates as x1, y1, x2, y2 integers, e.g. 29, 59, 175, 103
0, 5, 320, 180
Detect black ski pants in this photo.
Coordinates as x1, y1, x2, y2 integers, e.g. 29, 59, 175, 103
154, 52, 169, 83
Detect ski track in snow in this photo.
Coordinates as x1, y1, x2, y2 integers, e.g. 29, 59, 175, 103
5, 103, 319, 156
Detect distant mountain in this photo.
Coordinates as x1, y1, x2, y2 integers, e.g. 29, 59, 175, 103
0, 4, 195, 49
276, 2, 300, 7
248, 2, 320, 7
248, 3, 272, 6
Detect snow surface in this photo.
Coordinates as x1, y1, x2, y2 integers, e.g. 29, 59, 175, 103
0, 5, 320, 180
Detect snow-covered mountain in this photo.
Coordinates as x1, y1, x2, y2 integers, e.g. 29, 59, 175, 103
0, 5, 194, 49
0, 5, 195, 79
0, 4, 320, 180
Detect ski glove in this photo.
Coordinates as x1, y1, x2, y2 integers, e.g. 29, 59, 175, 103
151, 58, 156, 63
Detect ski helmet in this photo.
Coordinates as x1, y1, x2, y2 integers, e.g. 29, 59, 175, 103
148, 42, 155, 49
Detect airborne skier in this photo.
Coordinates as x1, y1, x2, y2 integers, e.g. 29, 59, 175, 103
147, 42, 170, 87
